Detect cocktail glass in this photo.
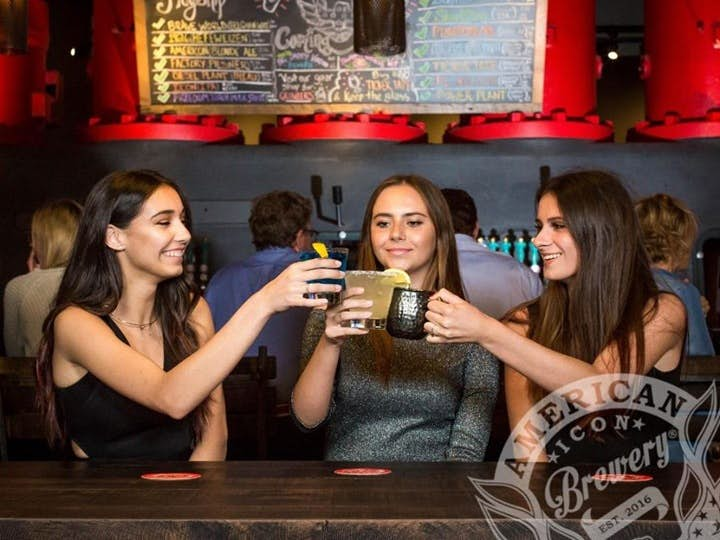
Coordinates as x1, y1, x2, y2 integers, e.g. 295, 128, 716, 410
299, 247, 349, 305
343, 270, 405, 329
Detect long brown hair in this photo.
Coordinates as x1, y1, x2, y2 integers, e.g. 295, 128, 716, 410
357, 174, 464, 294
526, 170, 659, 401
36, 170, 208, 449
356, 174, 465, 379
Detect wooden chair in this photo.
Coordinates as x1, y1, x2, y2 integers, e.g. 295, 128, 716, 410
223, 346, 277, 460
0, 357, 50, 461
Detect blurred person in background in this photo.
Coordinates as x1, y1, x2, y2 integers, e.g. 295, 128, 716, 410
636, 193, 715, 356
205, 190, 315, 406
4, 199, 82, 357
441, 188, 543, 319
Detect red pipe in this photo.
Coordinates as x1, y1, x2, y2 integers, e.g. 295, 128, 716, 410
0, 53, 32, 126
89, 0, 139, 118
542, 0, 598, 116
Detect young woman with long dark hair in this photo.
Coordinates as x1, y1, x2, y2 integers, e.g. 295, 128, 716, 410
425, 170, 686, 460
292, 174, 499, 462
36, 170, 343, 460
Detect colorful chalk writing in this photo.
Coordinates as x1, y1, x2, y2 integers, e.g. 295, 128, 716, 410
134, 0, 546, 113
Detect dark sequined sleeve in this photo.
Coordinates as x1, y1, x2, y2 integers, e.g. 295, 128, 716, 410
291, 311, 500, 461
447, 344, 500, 461
299, 309, 326, 371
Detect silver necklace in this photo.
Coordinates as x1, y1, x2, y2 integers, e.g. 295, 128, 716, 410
109, 313, 158, 331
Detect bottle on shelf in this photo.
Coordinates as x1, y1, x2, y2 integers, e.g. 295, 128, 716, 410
513, 236, 527, 264
528, 240, 541, 274
184, 241, 197, 285
499, 236, 512, 256
486, 228, 499, 252
198, 236, 210, 292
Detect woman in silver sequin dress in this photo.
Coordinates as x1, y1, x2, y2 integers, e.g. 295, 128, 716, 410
292, 175, 499, 462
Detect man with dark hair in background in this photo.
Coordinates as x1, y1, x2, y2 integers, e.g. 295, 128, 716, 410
206, 190, 315, 407
441, 188, 543, 319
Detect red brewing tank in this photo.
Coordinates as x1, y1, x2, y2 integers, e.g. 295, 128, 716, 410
27, 0, 49, 96
643, 0, 720, 121
0, 54, 32, 126
444, 0, 612, 141
542, 0, 598, 116
89, 0, 138, 118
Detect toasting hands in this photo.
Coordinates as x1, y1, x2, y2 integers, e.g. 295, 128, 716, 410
322, 287, 372, 345
424, 288, 492, 344
259, 258, 344, 313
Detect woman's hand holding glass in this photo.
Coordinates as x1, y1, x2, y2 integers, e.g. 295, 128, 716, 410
259, 258, 344, 313
424, 288, 491, 343
323, 287, 373, 345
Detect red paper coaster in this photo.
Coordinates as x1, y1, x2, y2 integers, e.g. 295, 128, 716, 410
141, 472, 202, 481
591, 473, 653, 482
333, 467, 392, 476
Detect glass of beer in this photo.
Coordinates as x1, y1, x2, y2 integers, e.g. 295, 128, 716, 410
343, 270, 408, 329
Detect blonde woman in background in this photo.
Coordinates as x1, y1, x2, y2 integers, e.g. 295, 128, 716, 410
636, 193, 715, 356
4, 199, 83, 357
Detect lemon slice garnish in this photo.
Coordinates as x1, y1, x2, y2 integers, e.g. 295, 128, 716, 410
312, 242, 329, 258
382, 268, 411, 287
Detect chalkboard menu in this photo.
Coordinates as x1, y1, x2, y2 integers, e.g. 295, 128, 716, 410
133, 0, 547, 114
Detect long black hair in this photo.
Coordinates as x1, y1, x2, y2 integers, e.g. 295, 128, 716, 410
37, 170, 207, 447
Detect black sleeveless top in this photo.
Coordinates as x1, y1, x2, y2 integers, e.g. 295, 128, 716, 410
56, 317, 194, 460
525, 292, 686, 465
550, 357, 683, 465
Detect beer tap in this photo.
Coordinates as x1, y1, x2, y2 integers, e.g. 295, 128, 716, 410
311, 175, 344, 227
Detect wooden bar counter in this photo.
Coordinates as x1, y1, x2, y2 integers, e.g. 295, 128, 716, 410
0, 460, 712, 538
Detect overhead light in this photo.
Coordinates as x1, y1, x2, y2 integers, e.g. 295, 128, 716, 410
606, 30, 619, 61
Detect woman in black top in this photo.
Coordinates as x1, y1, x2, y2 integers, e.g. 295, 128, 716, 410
425, 170, 687, 461
36, 170, 342, 460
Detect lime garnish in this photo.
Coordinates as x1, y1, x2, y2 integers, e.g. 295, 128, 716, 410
312, 242, 329, 258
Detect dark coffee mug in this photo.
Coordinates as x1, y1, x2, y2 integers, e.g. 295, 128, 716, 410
386, 288, 431, 340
